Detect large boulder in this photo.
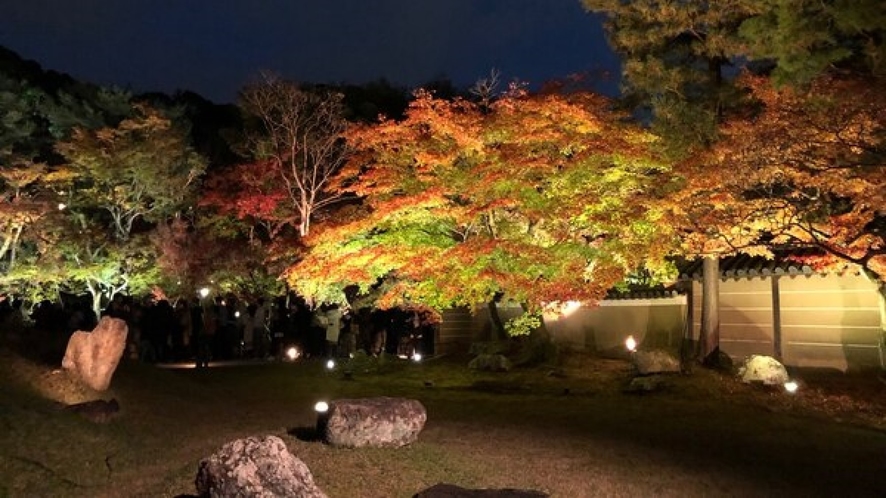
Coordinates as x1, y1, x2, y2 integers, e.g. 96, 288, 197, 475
738, 355, 789, 386
414, 483, 549, 497
195, 435, 326, 498
323, 397, 426, 448
61, 316, 128, 391
632, 350, 681, 375
468, 354, 512, 372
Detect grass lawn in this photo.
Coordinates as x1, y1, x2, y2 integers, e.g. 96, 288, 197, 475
1, 345, 884, 497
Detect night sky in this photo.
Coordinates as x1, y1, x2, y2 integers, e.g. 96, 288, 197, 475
0, 0, 621, 104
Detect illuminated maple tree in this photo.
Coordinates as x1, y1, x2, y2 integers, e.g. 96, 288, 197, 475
48, 103, 206, 313
286, 87, 677, 334
56, 103, 205, 242
238, 74, 349, 237
673, 73, 886, 280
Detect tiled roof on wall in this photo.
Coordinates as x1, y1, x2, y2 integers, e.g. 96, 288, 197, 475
605, 289, 684, 299
679, 253, 820, 281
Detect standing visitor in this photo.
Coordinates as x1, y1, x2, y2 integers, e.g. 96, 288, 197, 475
324, 305, 343, 357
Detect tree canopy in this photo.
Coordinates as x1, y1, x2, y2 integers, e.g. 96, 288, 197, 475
286, 88, 677, 326
672, 73, 886, 277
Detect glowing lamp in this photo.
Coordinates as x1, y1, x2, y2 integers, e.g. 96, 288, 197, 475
198, 287, 210, 298
412, 353, 423, 362
234, 311, 241, 318
314, 400, 331, 440
784, 380, 799, 394
57, 202, 67, 211
285, 346, 300, 361
325, 359, 336, 370
625, 335, 638, 353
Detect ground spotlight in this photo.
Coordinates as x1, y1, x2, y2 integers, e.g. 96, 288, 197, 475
325, 359, 336, 370
784, 380, 799, 394
314, 400, 330, 440
285, 346, 300, 361
412, 352, 422, 362
625, 335, 638, 353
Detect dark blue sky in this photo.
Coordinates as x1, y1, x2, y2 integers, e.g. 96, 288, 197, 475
1, 0, 620, 104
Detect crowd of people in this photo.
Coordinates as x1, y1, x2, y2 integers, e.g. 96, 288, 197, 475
8, 293, 437, 367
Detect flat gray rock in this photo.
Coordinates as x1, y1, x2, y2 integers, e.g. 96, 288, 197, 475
414, 483, 549, 497
323, 397, 426, 448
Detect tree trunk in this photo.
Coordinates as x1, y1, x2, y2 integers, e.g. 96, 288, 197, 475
487, 294, 507, 341
877, 282, 886, 370
514, 303, 557, 366
700, 256, 720, 364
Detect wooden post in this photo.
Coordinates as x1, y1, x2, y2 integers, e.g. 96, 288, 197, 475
771, 275, 782, 361
700, 256, 720, 361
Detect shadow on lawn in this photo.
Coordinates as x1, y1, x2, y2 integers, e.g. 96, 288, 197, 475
288, 425, 324, 442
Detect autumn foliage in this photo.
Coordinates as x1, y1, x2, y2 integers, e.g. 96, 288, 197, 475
286, 88, 677, 313
672, 73, 886, 278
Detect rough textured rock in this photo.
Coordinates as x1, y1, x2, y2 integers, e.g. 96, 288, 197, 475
738, 355, 789, 386
414, 483, 549, 497
632, 350, 681, 375
61, 316, 128, 391
624, 375, 667, 394
195, 435, 326, 498
468, 353, 512, 372
324, 397, 426, 448
64, 398, 120, 423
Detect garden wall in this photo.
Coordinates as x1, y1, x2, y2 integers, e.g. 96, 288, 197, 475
690, 272, 885, 371
439, 270, 885, 372
439, 297, 686, 356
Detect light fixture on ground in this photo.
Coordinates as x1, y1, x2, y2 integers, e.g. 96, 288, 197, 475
314, 401, 330, 440
784, 380, 799, 394
325, 359, 336, 370
411, 352, 422, 362
285, 346, 300, 361
198, 287, 210, 298
625, 335, 638, 353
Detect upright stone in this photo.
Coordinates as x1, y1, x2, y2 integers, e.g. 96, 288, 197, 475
61, 316, 128, 391
324, 397, 426, 448
196, 435, 326, 498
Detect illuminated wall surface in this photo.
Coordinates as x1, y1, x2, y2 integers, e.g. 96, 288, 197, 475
440, 297, 686, 357
690, 272, 882, 371
440, 271, 884, 371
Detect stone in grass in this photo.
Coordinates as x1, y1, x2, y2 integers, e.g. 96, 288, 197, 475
195, 435, 326, 498
414, 483, 549, 497
324, 397, 426, 448
469, 354, 512, 372
61, 316, 128, 391
738, 355, 789, 386
632, 350, 681, 375
624, 375, 667, 394
64, 398, 120, 423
